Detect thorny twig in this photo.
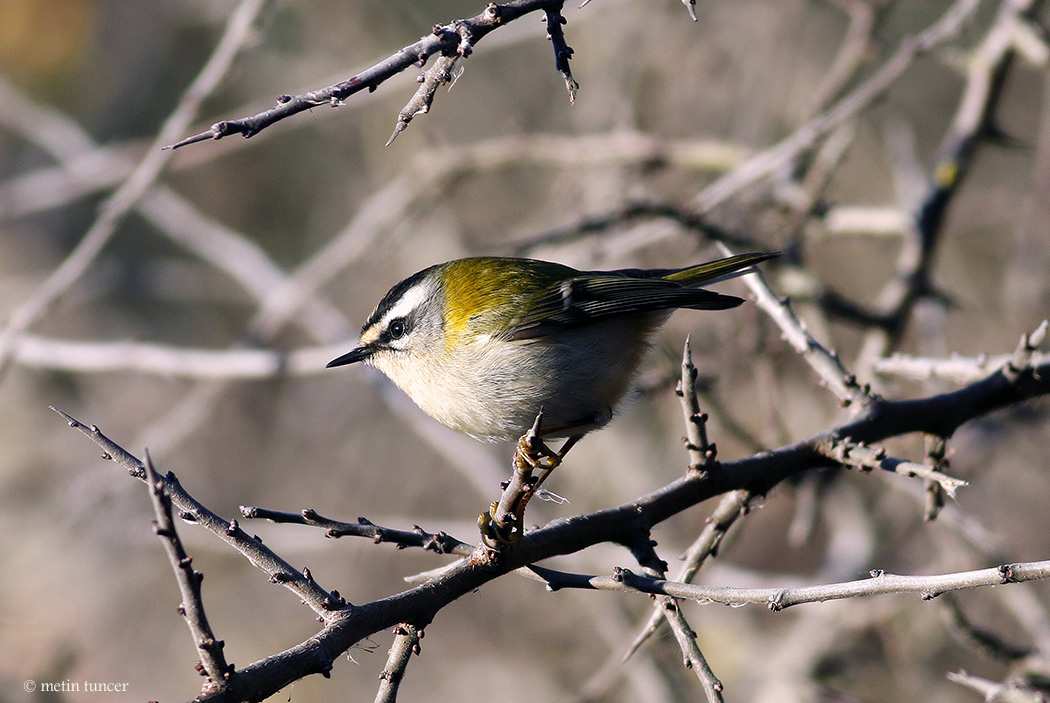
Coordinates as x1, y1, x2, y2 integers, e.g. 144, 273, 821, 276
622, 341, 757, 660
820, 437, 967, 498
543, 560, 1050, 610
167, 0, 580, 150
624, 489, 754, 661
629, 538, 724, 703
51, 407, 346, 619
923, 434, 949, 521
374, 624, 422, 703
544, 4, 578, 102
679, 337, 717, 471
144, 453, 234, 694
241, 506, 473, 556
387, 55, 460, 146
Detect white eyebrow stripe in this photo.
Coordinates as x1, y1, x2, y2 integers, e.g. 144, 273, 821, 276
379, 280, 430, 326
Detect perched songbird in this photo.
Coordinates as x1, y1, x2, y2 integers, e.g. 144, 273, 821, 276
328, 252, 775, 443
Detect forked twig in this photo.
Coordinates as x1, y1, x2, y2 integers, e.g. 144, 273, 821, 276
168, 0, 580, 150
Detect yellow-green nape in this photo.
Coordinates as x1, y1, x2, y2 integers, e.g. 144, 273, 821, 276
438, 258, 576, 347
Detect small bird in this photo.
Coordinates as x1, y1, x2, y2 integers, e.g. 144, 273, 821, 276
327, 252, 775, 444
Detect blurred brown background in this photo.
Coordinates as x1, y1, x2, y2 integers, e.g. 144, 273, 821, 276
1, 0, 1049, 701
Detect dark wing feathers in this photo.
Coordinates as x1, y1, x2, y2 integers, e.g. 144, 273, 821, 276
504, 275, 742, 341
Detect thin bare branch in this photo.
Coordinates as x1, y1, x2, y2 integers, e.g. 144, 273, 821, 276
678, 337, 716, 471
780, 121, 859, 245
663, 600, 724, 703
947, 669, 1050, 703
940, 595, 1034, 663
374, 624, 422, 703
922, 434, 949, 521
873, 320, 1048, 383
628, 537, 724, 703
144, 453, 233, 693
624, 489, 754, 661
0, 77, 352, 345
241, 507, 474, 557
622, 340, 757, 670
167, 0, 575, 149
386, 54, 460, 146
544, 560, 1050, 610
874, 352, 1047, 383
52, 407, 346, 619
479, 410, 577, 549
1006, 319, 1049, 382
809, 0, 883, 115
820, 437, 967, 499
136, 187, 353, 341
544, 3, 579, 102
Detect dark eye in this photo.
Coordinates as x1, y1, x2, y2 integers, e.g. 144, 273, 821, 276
388, 318, 407, 339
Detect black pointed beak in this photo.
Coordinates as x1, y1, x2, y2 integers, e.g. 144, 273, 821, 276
326, 346, 373, 368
